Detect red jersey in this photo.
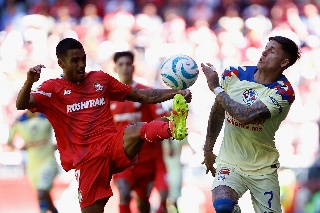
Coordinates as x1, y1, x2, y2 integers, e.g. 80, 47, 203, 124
110, 82, 168, 169
30, 71, 132, 171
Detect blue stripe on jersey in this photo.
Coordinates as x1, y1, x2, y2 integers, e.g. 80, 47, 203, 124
222, 66, 295, 104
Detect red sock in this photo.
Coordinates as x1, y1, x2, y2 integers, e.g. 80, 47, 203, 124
119, 204, 131, 213
156, 201, 167, 213
140, 121, 171, 143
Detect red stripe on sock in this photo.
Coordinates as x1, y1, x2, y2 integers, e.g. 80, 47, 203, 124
119, 204, 130, 213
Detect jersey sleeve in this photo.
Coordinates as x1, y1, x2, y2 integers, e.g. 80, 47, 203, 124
30, 80, 53, 114
7, 122, 18, 145
105, 73, 132, 101
220, 66, 239, 92
260, 84, 295, 117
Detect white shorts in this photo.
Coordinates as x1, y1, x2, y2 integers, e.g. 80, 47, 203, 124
212, 164, 281, 213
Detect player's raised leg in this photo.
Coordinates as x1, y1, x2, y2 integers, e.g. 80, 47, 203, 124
123, 94, 189, 160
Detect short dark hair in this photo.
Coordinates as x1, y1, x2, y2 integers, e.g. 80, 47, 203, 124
56, 38, 83, 60
113, 51, 134, 63
269, 36, 301, 67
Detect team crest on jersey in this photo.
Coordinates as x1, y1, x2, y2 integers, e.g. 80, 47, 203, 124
217, 168, 230, 181
94, 82, 103, 91
242, 89, 258, 106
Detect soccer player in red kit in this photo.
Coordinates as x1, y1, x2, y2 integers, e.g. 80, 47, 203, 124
15, 38, 191, 213
110, 51, 170, 213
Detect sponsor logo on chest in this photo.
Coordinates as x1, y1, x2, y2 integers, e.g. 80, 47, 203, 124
67, 97, 106, 113
242, 89, 258, 106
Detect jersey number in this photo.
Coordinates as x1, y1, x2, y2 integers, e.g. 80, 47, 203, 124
263, 191, 273, 213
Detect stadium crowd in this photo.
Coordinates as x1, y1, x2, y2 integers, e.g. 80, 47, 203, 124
1, 0, 320, 212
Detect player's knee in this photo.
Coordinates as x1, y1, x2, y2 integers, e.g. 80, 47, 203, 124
213, 199, 236, 213
37, 189, 49, 200
116, 180, 131, 203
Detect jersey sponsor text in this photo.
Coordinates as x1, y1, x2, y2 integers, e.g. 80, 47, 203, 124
67, 97, 105, 113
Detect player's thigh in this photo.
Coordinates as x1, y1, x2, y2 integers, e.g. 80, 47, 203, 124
123, 122, 145, 159
246, 172, 281, 213
212, 164, 247, 202
111, 126, 139, 173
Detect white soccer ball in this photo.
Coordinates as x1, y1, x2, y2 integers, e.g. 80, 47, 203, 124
160, 54, 199, 90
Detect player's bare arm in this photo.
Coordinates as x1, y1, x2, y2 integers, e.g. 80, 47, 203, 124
16, 83, 37, 110
216, 93, 271, 125
125, 87, 192, 104
204, 100, 225, 152
202, 100, 224, 176
16, 65, 45, 110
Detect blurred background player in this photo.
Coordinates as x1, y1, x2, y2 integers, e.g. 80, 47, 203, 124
110, 51, 171, 213
162, 137, 189, 213
6, 110, 58, 213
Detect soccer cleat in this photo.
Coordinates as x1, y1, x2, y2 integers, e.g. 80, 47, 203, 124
168, 94, 188, 140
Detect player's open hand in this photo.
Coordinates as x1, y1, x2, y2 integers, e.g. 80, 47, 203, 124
200, 63, 220, 92
27, 64, 46, 84
178, 89, 192, 103
202, 151, 217, 177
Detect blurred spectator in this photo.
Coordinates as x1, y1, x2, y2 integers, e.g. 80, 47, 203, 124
300, 4, 320, 37
0, 0, 27, 31
50, 0, 81, 21
105, 0, 135, 14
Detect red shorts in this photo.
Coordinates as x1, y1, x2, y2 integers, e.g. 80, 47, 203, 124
113, 154, 168, 199
75, 126, 137, 209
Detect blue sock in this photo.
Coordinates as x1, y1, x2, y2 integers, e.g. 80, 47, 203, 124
39, 200, 49, 213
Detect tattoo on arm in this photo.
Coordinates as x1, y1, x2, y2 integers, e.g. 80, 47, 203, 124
216, 92, 271, 125
204, 100, 225, 151
125, 88, 175, 104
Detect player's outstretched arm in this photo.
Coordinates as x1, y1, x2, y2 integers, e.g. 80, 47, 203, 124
125, 88, 192, 104
16, 65, 45, 110
201, 63, 271, 125
202, 99, 224, 177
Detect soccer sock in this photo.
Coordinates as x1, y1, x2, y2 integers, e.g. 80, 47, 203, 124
140, 121, 171, 143
156, 201, 167, 213
119, 204, 131, 213
51, 208, 58, 213
39, 200, 49, 213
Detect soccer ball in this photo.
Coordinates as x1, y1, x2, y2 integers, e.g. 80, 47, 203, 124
160, 54, 199, 90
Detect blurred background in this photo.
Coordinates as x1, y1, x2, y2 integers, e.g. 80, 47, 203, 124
0, 0, 320, 212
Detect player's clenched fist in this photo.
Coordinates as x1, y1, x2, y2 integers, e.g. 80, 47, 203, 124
27, 64, 46, 83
